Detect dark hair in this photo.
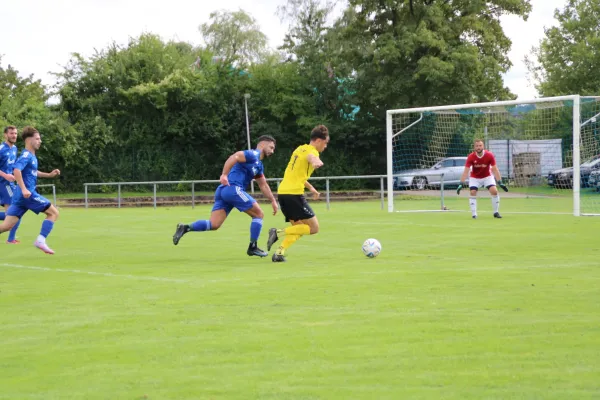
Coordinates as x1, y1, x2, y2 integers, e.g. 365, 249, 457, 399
257, 135, 276, 145
21, 126, 39, 141
310, 125, 329, 141
3, 125, 16, 134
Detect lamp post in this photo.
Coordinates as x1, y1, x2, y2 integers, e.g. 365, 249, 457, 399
244, 93, 254, 193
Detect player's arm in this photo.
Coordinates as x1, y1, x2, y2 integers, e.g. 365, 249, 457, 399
13, 168, 31, 197
255, 175, 278, 215
306, 154, 324, 169
220, 151, 246, 185
457, 161, 471, 195
0, 170, 14, 182
491, 165, 502, 182
459, 166, 470, 184
37, 169, 61, 178
304, 180, 320, 200
0, 152, 14, 182
491, 165, 508, 192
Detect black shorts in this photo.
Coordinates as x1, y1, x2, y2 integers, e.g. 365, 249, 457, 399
277, 194, 315, 222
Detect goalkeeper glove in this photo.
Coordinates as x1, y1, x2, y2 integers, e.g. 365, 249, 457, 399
498, 180, 508, 192
456, 181, 467, 195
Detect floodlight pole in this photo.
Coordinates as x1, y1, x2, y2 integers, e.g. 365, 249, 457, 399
244, 93, 254, 193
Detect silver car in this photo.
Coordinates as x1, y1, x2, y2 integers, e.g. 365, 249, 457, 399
394, 157, 468, 190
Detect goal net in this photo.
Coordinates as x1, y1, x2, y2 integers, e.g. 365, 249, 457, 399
386, 95, 600, 216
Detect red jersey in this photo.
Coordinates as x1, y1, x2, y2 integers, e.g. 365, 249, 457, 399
466, 151, 496, 179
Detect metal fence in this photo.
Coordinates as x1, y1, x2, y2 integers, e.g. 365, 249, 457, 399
83, 175, 388, 210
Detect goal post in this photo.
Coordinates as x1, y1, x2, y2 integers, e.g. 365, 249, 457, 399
387, 95, 600, 216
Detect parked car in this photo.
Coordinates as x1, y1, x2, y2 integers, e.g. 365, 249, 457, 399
547, 156, 600, 188
588, 169, 600, 191
394, 157, 468, 190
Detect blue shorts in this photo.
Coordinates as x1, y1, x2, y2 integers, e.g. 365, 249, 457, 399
211, 185, 256, 215
7, 192, 52, 218
0, 182, 16, 206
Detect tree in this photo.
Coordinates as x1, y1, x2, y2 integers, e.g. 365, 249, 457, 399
199, 9, 269, 66
0, 59, 78, 181
527, 0, 600, 96
332, 0, 532, 113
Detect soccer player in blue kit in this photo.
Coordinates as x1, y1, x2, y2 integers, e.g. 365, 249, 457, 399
0, 126, 61, 254
172, 135, 278, 257
0, 125, 22, 243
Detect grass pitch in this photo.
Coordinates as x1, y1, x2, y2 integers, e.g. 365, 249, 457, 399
1, 199, 599, 399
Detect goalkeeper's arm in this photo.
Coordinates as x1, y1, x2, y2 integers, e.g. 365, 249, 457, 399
456, 167, 470, 195
492, 165, 508, 192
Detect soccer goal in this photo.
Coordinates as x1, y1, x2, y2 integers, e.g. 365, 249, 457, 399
386, 95, 600, 216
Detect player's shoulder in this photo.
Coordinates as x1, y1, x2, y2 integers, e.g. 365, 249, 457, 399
244, 149, 260, 161
300, 144, 319, 156
485, 150, 496, 158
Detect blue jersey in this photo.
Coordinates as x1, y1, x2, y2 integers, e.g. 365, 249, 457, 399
12, 150, 39, 193
227, 150, 264, 188
0, 142, 18, 184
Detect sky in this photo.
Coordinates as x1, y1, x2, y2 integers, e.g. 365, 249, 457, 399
1, 0, 567, 101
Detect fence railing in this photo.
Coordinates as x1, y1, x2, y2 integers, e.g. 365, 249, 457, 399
83, 175, 388, 210
37, 184, 57, 206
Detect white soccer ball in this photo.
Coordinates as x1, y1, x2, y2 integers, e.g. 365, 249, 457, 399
362, 238, 382, 258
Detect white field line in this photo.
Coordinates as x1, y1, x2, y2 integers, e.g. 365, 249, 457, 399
0, 263, 190, 283
2, 257, 596, 287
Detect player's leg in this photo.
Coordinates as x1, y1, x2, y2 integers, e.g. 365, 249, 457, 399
0, 215, 20, 233
0, 183, 10, 221
243, 202, 268, 257
267, 195, 315, 250
6, 204, 22, 243
1, 203, 22, 243
271, 196, 316, 262
486, 180, 501, 218
0, 200, 26, 234
216, 185, 269, 257
34, 202, 58, 255
173, 186, 232, 245
2, 183, 22, 243
468, 178, 479, 219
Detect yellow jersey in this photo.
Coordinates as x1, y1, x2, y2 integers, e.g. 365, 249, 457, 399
277, 144, 320, 195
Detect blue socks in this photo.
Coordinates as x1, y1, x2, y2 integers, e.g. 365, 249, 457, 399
250, 218, 263, 242
40, 220, 54, 238
187, 218, 263, 242
190, 220, 212, 232
7, 218, 21, 241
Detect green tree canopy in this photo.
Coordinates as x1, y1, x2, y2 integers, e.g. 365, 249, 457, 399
200, 9, 269, 66
527, 0, 600, 96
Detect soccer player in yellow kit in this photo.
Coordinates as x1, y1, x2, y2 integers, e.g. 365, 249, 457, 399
266, 125, 329, 262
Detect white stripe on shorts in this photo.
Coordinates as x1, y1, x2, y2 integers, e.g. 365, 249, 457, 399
235, 186, 249, 202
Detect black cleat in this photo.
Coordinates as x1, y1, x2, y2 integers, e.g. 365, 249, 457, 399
266, 228, 279, 251
494, 212, 502, 219
247, 242, 268, 257
173, 223, 189, 245
272, 253, 286, 262
472, 215, 477, 219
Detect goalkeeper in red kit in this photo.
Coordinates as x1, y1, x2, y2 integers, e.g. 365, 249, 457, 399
457, 139, 508, 219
